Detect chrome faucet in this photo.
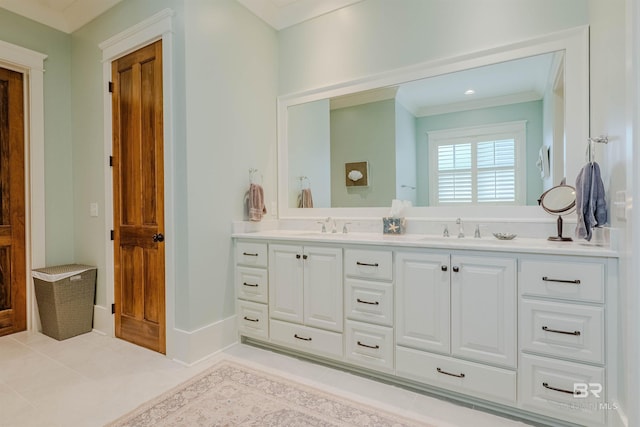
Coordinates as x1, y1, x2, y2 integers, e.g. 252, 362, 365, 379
342, 222, 351, 234
326, 217, 337, 233
456, 218, 464, 238
317, 221, 327, 233
474, 224, 481, 238
443, 224, 449, 237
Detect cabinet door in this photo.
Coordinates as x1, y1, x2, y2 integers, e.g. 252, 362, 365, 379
304, 246, 343, 332
396, 251, 450, 354
451, 255, 516, 368
269, 244, 304, 324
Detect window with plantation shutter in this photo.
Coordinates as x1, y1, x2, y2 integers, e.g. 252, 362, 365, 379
428, 121, 526, 206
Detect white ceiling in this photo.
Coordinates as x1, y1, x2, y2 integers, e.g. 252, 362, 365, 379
0, 0, 363, 33
0, 0, 123, 33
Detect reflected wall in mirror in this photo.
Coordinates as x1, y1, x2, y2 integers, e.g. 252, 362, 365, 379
279, 27, 589, 217
288, 52, 563, 208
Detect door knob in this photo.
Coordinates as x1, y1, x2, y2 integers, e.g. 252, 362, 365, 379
152, 233, 165, 242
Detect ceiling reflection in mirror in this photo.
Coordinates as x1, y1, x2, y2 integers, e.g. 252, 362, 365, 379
287, 51, 565, 209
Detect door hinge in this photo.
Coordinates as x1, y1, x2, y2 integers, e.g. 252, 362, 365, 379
111, 303, 115, 314
110, 230, 114, 241
109, 156, 113, 167
108, 81, 113, 93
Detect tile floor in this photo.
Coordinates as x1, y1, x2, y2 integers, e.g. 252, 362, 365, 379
0, 331, 536, 427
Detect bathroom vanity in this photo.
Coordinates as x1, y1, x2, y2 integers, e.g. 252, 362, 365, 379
233, 230, 618, 427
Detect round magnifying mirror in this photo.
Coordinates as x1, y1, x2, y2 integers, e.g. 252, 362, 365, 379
538, 184, 576, 241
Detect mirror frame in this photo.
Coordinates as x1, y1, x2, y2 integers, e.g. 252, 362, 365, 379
277, 26, 589, 220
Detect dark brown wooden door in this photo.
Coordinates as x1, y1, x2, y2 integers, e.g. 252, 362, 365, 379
112, 40, 165, 354
0, 67, 26, 337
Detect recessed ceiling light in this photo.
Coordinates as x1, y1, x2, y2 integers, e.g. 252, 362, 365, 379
464, 89, 475, 95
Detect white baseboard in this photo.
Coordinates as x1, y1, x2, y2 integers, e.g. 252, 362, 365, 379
92, 304, 113, 336
170, 315, 238, 365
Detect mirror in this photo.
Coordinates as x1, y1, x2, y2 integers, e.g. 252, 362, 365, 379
278, 27, 588, 218
539, 184, 576, 241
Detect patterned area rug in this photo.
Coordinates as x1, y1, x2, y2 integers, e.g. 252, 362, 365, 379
106, 359, 433, 426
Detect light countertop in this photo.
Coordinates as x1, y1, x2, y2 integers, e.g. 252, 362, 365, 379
232, 229, 618, 258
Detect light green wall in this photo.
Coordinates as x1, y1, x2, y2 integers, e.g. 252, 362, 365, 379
288, 99, 331, 208
70, 0, 186, 309
0, 9, 74, 266
416, 100, 544, 206
69, 0, 278, 330
278, 0, 589, 95
182, 0, 278, 329
330, 99, 396, 207
395, 101, 417, 205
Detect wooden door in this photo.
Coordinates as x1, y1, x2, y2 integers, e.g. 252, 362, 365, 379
0, 67, 26, 337
395, 251, 450, 354
112, 40, 165, 353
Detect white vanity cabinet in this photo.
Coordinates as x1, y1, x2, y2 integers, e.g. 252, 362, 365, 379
234, 233, 619, 427
235, 241, 269, 340
268, 243, 344, 360
344, 248, 395, 373
395, 250, 517, 405
518, 255, 610, 426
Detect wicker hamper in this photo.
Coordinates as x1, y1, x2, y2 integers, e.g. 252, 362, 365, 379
32, 264, 97, 340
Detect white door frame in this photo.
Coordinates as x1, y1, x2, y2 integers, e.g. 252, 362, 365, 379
0, 40, 47, 332
99, 8, 176, 358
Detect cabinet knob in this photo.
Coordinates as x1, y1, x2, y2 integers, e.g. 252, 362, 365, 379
296, 254, 301, 259
452, 266, 459, 272
441, 265, 448, 272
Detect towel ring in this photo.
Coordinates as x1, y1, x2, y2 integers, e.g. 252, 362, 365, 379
298, 176, 310, 189
249, 168, 262, 184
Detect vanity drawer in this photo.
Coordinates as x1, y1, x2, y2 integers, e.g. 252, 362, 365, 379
270, 319, 343, 361
520, 299, 604, 364
396, 346, 516, 405
237, 300, 268, 340
345, 320, 394, 373
519, 259, 604, 303
344, 249, 392, 281
235, 241, 268, 267
345, 279, 393, 326
519, 353, 605, 426
235, 267, 268, 303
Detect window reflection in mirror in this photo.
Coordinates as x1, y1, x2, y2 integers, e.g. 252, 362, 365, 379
287, 51, 565, 209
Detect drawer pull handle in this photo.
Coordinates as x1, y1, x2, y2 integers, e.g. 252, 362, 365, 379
294, 334, 312, 341
357, 341, 380, 349
243, 316, 259, 322
356, 261, 379, 267
542, 382, 582, 396
542, 276, 581, 285
436, 367, 465, 378
242, 252, 259, 257
441, 265, 448, 271
356, 298, 379, 306
296, 254, 301, 259
452, 266, 460, 273
243, 282, 259, 287
542, 326, 581, 336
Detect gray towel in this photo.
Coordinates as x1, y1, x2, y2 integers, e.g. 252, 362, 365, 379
575, 162, 607, 240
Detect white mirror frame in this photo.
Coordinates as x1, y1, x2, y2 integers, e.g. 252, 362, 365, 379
277, 26, 589, 220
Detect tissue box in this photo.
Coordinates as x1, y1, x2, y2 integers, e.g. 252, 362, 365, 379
383, 217, 406, 234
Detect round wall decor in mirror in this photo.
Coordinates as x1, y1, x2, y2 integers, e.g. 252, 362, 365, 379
538, 184, 576, 241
